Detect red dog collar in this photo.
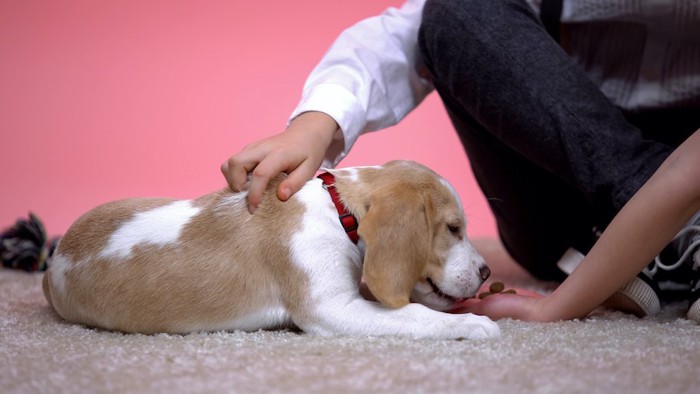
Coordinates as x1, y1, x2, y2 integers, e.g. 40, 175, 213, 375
317, 172, 359, 244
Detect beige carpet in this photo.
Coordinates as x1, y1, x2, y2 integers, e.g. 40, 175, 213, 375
2, 239, 699, 394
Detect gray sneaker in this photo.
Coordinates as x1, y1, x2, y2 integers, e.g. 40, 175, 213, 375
663, 213, 700, 322
604, 213, 700, 319
557, 212, 700, 319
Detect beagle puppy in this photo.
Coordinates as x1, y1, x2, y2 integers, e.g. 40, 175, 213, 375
43, 160, 499, 339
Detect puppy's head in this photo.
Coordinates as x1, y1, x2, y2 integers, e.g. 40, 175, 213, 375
358, 161, 490, 311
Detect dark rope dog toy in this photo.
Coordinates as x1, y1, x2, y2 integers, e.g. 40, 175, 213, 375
0, 213, 59, 272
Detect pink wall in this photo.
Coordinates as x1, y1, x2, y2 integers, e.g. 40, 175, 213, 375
0, 0, 496, 238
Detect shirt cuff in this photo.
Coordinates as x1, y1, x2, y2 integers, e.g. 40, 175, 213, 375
289, 83, 367, 168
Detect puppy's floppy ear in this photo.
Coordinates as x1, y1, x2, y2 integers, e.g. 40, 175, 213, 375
360, 183, 432, 308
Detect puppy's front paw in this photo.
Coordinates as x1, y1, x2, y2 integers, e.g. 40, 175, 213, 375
470, 315, 501, 339
456, 314, 500, 340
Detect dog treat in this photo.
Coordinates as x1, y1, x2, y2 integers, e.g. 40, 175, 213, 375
478, 282, 517, 299
489, 281, 505, 293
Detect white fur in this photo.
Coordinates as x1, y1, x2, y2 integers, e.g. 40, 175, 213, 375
218, 305, 292, 332
289, 179, 367, 335
48, 253, 70, 295
345, 165, 383, 182
409, 239, 486, 312
440, 178, 464, 211
442, 241, 486, 297
99, 200, 200, 259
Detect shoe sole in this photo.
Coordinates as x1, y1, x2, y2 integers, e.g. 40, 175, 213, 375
603, 277, 661, 317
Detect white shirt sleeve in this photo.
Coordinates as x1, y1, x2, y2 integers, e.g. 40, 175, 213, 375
289, 0, 432, 168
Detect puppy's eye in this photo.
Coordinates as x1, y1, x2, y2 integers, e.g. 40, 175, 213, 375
447, 224, 461, 235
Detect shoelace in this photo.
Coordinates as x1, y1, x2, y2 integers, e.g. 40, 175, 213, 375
649, 225, 700, 275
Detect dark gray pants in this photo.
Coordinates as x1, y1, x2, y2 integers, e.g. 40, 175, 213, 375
418, 0, 699, 280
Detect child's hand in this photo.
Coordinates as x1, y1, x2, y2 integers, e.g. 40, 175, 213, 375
450, 285, 548, 322
221, 112, 339, 213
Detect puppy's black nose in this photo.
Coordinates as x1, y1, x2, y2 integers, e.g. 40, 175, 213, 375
479, 265, 491, 281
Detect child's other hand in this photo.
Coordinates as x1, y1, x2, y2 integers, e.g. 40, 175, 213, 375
222, 112, 339, 214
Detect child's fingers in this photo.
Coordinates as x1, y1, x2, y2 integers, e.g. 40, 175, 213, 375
278, 159, 318, 201
245, 155, 291, 213
221, 149, 263, 192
